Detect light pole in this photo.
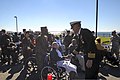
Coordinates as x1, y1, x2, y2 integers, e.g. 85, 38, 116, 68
96, 0, 98, 37
14, 16, 18, 33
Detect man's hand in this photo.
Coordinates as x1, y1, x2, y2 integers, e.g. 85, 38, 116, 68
86, 60, 93, 68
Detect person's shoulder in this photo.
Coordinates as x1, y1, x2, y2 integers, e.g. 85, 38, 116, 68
50, 49, 56, 54
51, 48, 56, 51
68, 43, 73, 47
36, 35, 42, 39
22, 37, 25, 40
4, 34, 9, 37
81, 28, 91, 32
81, 28, 92, 35
37, 34, 42, 37
116, 35, 120, 38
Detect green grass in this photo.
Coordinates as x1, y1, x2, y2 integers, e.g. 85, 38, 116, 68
98, 36, 111, 44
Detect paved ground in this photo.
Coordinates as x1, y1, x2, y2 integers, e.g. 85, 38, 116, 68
0, 62, 120, 80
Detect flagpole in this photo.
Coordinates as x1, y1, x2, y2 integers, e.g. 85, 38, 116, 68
96, 0, 98, 37
14, 16, 18, 33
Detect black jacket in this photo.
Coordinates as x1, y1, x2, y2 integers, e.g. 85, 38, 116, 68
50, 48, 64, 65
75, 28, 97, 59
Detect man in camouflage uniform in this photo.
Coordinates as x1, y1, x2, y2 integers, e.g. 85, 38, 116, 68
35, 27, 49, 73
21, 31, 34, 64
63, 30, 72, 54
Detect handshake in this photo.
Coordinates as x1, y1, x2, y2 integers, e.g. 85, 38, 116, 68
64, 53, 74, 60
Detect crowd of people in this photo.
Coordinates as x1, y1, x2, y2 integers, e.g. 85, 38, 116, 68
0, 21, 120, 79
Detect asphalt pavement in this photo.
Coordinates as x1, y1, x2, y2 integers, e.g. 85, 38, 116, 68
0, 62, 120, 80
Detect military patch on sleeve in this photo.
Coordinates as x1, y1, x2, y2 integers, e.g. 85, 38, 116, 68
88, 52, 95, 58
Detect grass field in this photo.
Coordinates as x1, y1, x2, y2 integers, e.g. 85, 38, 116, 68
98, 36, 111, 44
